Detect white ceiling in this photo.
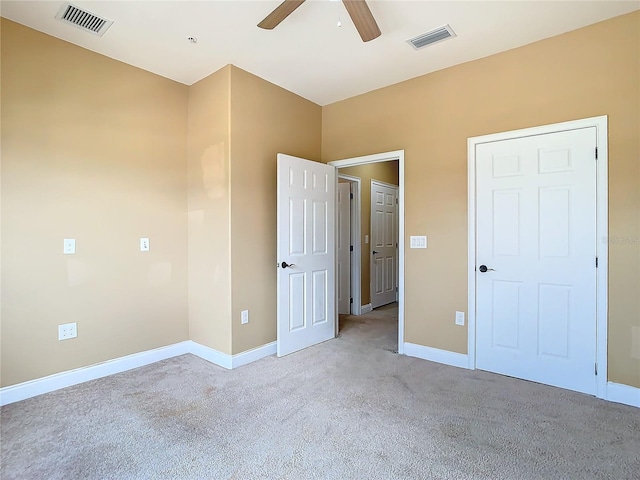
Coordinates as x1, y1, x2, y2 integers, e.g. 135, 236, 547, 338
2, 1, 638, 105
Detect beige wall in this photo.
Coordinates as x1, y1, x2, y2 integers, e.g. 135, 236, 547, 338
1, 20, 189, 386
229, 66, 322, 354
322, 12, 640, 387
338, 161, 399, 305
187, 66, 232, 354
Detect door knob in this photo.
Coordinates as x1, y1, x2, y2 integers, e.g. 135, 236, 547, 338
478, 265, 495, 273
372, 250, 379, 255
280, 261, 295, 268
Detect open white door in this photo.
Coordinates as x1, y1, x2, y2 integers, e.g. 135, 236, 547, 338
277, 153, 336, 357
337, 182, 351, 314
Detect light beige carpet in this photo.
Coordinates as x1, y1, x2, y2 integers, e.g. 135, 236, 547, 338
1, 304, 639, 479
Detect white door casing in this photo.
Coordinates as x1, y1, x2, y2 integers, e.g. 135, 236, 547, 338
469, 116, 609, 399
330, 151, 405, 355
370, 181, 398, 309
277, 154, 336, 357
337, 182, 351, 315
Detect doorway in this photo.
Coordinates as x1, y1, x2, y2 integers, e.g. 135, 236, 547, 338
467, 116, 608, 398
329, 150, 405, 354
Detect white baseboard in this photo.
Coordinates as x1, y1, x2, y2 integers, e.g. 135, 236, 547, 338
607, 381, 640, 408
187, 341, 232, 369
0, 342, 191, 406
360, 303, 373, 314
0, 339, 278, 406
403, 342, 469, 369
231, 341, 277, 368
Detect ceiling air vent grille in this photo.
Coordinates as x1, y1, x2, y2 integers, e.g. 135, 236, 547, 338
55, 3, 113, 37
408, 25, 456, 50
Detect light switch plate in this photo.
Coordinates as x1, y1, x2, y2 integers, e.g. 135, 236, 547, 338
241, 310, 249, 325
364, 235, 369, 244
410, 236, 427, 249
63, 239, 76, 255
455, 311, 465, 326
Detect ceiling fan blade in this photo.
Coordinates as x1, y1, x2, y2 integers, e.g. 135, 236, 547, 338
342, 0, 381, 42
258, 0, 306, 30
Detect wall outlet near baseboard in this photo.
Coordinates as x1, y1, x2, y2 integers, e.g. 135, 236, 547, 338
455, 311, 465, 326
58, 322, 77, 340
241, 310, 249, 325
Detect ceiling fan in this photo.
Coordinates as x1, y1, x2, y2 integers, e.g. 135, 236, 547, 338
258, 0, 381, 42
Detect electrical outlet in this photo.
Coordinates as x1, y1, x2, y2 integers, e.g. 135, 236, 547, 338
58, 322, 77, 340
241, 310, 249, 325
63, 239, 76, 255
140, 238, 150, 252
455, 311, 465, 326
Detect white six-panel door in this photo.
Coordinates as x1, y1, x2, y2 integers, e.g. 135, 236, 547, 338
337, 182, 351, 315
277, 154, 336, 357
475, 127, 598, 395
370, 181, 398, 309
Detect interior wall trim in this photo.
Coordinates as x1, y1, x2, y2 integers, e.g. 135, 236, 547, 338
0, 341, 191, 406
0, 340, 277, 406
606, 382, 640, 408
403, 342, 469, 369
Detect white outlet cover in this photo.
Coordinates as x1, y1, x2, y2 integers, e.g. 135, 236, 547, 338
58, 322, 78, 340
63, 238, 76, 255
140, 238, 150, 252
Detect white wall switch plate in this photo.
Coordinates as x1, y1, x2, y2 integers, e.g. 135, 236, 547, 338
63, 239, 76, 255
364, 235, 369, 244
455, 311, 465, 326
410, 236, 427, 249
140, 238, 150, 252
58, 322, 77, 340
241, 310, 249, 325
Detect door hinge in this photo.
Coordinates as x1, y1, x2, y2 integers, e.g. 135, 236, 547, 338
350, 193, 354, 200
350, 298, 353, 304
596, 257, 599, 268
350, 245, 353, 251
595, 147, 598, 160
595, 363, 598, 375
396, 198, 399, 205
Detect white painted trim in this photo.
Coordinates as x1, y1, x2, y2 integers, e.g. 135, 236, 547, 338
404, 343, 469, 369
606, 382, 640, 408
0, 342, 191, 406
187, 341, 232, 369
329, 150, 405, 354
338, 174, 362, 316
371, 179, 398, 189
467, 116, 609, 399
231, 341, 277, 368
360, 303, 373, 314
0, 340, 278, 406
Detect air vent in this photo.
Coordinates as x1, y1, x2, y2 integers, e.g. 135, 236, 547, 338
55, 3, 113, 37
408, 24, 456, 50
